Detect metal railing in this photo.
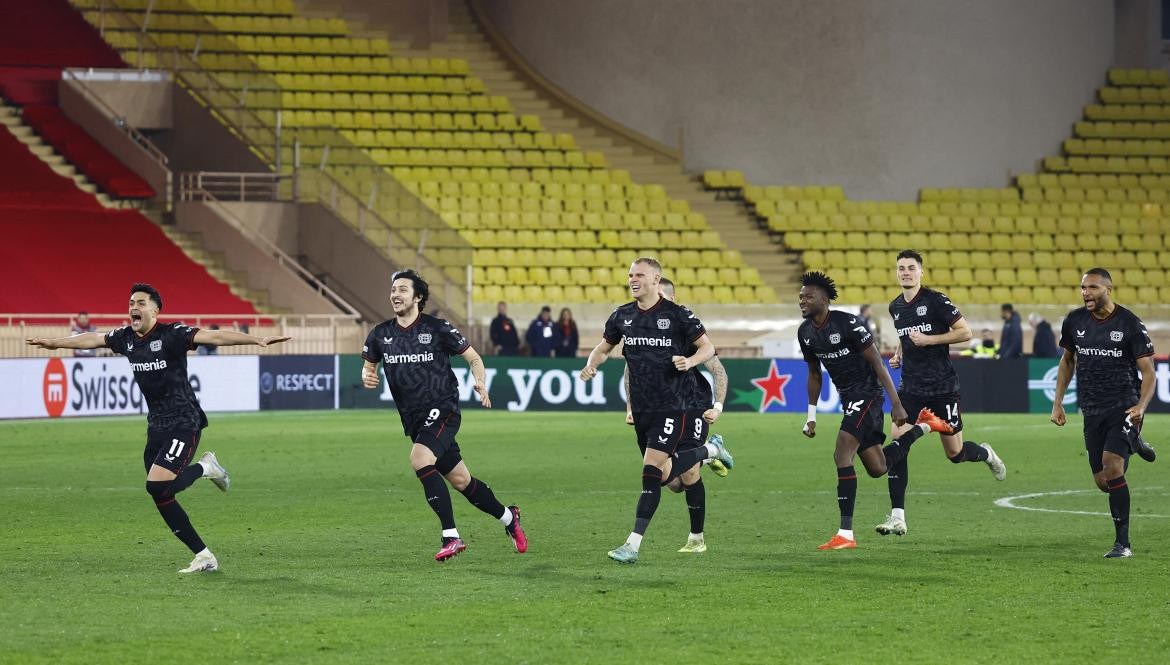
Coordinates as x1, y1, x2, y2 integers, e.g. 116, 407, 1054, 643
179, 170, 290, 202
178, 175, 362, 318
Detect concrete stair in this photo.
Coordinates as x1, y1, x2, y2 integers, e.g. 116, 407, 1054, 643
418, 1, 800, 300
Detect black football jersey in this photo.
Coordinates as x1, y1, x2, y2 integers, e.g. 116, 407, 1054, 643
798, 310, 880, 397
604, 297, 707, 413
362, 313, 470, 434
105, 322, 207, 431
1059, 305, 1154, 416
686, 345, 715, 410
890, 287, 963, 396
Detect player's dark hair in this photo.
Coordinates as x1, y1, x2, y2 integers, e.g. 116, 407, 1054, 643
659, 276, 674, 289
896, 249, 923, 266
391, 269, 429, 312
800, 271, 838, 301
1085, 267, 1112, 282
1001, 303, 1013, 312
129, 283, 162, 310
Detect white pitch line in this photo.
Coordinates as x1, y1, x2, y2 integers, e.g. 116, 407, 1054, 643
994, 488, 1169, 518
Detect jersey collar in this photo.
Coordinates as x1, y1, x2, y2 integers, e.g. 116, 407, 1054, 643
636, 296, 664, 314
134, 320, 161, 339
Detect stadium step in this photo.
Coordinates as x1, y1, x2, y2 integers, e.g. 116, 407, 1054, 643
151, 219, 273, 312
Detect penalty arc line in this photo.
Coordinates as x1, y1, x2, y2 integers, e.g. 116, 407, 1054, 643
994, 488, 1170, 518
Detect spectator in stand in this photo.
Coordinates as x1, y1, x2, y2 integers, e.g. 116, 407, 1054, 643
1029, 313, 1059, 358
998, 303, 1023, 359
490, 301, 520, 356
526, 305, 560, 357
857, 304, 877, 337
961, 329, 999, 359
71, 311, 97, 357
555, 307, 579, 358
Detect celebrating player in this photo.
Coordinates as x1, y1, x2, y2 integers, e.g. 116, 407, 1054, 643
361, 269, 526, 562
27, 283, 289, 573
876, 250, 1007, 537
797, 272, 951, 550
580, 257, 734, 564
622, 276, 729, 554
1049, 268, 1157, 558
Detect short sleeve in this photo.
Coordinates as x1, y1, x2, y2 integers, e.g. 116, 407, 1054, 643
168, 323, 200, 353
362, 327, 380, 363
845, 316, 875, 352
935, 291, 962, 326
437, 319, 470, 355
1058, 315, 1073, 350
105, 327, 127, 355
1130, 315, 1155, 359
603, 309, 622, 344
798, 333, 816, 364
678, 305, 706, 343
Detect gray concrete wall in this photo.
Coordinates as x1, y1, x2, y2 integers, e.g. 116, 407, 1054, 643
481, 0, 1117, 200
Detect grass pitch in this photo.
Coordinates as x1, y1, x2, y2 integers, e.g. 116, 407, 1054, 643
2, 411, 1168, 664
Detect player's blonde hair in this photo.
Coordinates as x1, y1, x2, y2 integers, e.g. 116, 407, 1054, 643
633, 257, 662, 273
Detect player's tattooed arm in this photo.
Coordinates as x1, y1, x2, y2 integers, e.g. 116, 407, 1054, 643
193, 329, 292, 347
803, 360, 821, 438
1128, 355, 1157, 426
361, 360, 380, 389
908, 315, 971, 347
862, 344, 907, 426
674, 334, 715, 371
580, 340, 615, 381
1049, 347, 1077, 426
702, 356, 728, 423
459, 346, 492, 408
26, 331, 106, 350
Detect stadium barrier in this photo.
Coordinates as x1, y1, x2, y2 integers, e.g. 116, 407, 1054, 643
6, 356, 1167, 420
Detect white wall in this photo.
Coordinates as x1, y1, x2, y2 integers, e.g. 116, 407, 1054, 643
482, 0, 1116, 200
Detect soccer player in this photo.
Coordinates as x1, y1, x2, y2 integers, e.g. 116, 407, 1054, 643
361, 269, 527, 562
26, 283, 289, 573
622, 276, 729, 554
797, 272, 952, 550
876, 249, 1007, 537
580, 257, 734, 564
1049, 268, 1157, 558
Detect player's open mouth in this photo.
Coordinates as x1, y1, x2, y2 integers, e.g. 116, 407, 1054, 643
131, 313, 142, 322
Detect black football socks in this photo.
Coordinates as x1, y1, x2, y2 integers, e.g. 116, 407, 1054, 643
683, 479, 706, 535
458, 476, 507, 521
416, 465, 457, 531
1106, 476, 1131, 547
948, 441, 990, 463
633, 465, 663, 536
882, 423, 927, 469
146, 482, 206, 554
887, 459, 908, 511
837, 466, 857, 530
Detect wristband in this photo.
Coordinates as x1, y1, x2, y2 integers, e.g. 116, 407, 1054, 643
712, 402, 723, 412
807, 405, 817, 422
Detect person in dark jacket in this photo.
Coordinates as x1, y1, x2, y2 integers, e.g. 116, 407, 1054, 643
554, 307, 579, 358
1028, 313, 1059, 358
526, 306, 560, 357
489, 301, 520, 355
998, 303, 1023, 359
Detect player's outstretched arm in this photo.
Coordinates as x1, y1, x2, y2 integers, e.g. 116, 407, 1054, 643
1050, 348, 1076, 426
673, 334, 715, 371
803, 360, 821, 438
26, 331, 106, 350
702, 355, 728, 423
908, 316, 972, 347
459, 345, 492, 408
863, 344, 907, 426
193, 329, 291, 348
580, 340, 614, 380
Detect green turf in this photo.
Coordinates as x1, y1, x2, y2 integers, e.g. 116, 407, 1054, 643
2, 411, 1168, 664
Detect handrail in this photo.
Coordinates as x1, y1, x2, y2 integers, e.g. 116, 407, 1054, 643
61, 67, 170, 167
178, 174, 362, 318
179, 170, 288, 202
